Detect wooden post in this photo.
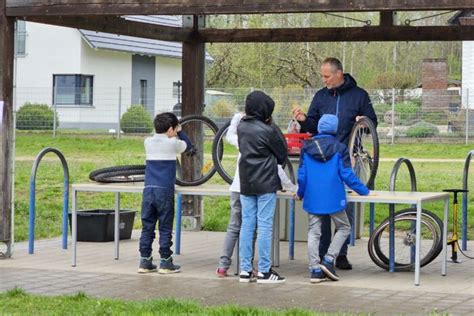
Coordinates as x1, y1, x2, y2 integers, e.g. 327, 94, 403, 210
181, 15, 205, 230
0, 2, 15, 257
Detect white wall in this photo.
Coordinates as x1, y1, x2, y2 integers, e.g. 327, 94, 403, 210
462, 41, 474, 109
15, 22, 82, 109
54, 41, 132, 126
155, 56, 182, 113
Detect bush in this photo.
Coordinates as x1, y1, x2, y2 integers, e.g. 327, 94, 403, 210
406, 121, 439, 138
120, 105, 153, 134
16, 102, 57, 130
207, 99, 235, 118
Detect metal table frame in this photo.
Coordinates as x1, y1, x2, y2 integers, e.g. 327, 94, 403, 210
71, 183, 449, 286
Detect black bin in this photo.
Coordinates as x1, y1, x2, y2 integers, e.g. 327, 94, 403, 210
68, 209, 136, 242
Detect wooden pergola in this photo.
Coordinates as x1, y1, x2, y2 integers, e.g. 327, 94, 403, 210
1, 0, 474, 256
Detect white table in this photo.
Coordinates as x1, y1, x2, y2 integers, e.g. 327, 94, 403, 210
71, 183, 449, 286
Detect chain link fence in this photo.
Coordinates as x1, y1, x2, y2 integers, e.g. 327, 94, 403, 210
13, 86, 471, 143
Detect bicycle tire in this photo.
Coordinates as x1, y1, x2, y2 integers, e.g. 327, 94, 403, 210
176, 114, 219, 186
211, 119, 293, 185
368, 208, 443, 271
348, 116, 379, 189
89, 165, 145, 183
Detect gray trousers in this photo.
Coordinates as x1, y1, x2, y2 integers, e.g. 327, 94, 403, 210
308, 210, 351, 270
218, 192, 241, 269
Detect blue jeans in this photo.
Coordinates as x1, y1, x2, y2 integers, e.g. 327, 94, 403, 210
319, 202, 354, 257
139, 187, 175, 259
239, 193, 276, 273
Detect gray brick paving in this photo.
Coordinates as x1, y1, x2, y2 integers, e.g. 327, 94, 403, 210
0, 231, 473, 314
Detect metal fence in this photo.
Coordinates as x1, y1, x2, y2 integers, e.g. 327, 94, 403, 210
13, 86, 472, 144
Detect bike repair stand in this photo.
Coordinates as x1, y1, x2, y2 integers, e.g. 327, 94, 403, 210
443, 189, 469, 263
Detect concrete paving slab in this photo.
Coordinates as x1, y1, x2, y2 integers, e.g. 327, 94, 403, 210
0, 230, 473, 314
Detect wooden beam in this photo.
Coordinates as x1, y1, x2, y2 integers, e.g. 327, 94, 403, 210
380, 11, 395, 27
0, 1, 14, 253
181, 15, 205, 230
199, 25, 474, 43
25, 16, 192, 42
6, 0, 474, 16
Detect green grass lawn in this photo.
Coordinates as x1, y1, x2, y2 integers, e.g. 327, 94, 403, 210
0, 288, 317, 315
12, 131, 474, 242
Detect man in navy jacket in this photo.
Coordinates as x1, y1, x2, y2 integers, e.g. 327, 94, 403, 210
293, 57, 377, 270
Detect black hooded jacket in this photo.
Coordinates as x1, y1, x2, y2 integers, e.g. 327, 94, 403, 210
237, 91, 288, 195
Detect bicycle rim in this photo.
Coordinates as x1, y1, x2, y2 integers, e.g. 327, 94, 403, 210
348, 116, 379, 189
176, 115, 219, 186
211, 120, 235, 185
368, 212, 442, 271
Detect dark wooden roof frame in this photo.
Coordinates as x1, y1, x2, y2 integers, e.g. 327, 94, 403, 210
2, 0, 474, 250
5, 0, 474, 16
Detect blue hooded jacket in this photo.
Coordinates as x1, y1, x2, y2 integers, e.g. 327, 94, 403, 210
297, 114, 369, 215
300, 74, 377, 146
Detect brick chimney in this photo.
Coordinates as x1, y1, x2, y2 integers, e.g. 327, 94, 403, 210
422, 58, 449, 110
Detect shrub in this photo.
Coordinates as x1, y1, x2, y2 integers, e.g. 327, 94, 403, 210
395, 102, 421, 125
120, 105, 153, 134
207, 99, 235, 118
406, 121, 439, 138
16, 102, 57, 130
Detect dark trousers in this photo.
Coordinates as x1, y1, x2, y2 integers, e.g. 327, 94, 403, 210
319, 202, 354, 257
139, 187, 175, 259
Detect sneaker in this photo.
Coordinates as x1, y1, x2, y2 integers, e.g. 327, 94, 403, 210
216, 267, 228, 278
239, 270, 257, 283
310, 269, 326, 283
257, 269, 286, 284
137, 256, 157, 273
320, 257, 340, 281
335, 255, 353, 270
158, 256, 181, 274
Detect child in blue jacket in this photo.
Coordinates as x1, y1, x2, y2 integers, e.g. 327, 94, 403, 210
296, 114, 370, 283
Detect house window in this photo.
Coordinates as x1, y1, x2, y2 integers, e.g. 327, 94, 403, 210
53, 75, 93, 106
140, 80, 148, 106
173, 81, 182, 98
15, 20, 27, 56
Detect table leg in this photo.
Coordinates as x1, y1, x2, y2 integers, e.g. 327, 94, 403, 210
389, 204, 395, 272
72, 189, 77, 267
175, 193, 182, 255
289, 199, 295, 260
414, 201, 422, 286
442, 196, 449, 276
350, 202, 356, 246
114, 192, 120, 260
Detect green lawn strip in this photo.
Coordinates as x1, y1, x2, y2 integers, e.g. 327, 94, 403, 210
13, 132, 474, 242
0, 288, 318, 316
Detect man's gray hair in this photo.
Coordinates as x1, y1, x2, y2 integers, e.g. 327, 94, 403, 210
322, 57, 343, 72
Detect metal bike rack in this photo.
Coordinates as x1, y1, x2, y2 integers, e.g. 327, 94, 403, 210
29, 147, 69, 254
387, 157, 417, 272
462, 150, 474, 251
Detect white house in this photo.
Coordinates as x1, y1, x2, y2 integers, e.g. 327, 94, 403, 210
14, 15, 212, 129
449, 10, 474, 109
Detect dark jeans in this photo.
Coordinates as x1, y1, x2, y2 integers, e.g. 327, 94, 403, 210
319, 202, 354, 257
139, 187, 175, 259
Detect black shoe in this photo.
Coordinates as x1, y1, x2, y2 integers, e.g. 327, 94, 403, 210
158, 256, 181, 274
257, 269, 286, 284
137, 256, 157, 273
335, 255, 353, 270
320, 258, 340, 281
239, 270, 257, 283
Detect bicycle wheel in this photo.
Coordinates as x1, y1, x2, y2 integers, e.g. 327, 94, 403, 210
368, 209, 443, 271
211, 120, 293, 185
211, 120, 234, 184
89, 165, 145, 183
176, 114, 219, 186
348, 116, 379, 189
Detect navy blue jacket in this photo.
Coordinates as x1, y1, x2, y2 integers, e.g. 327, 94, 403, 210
300, 74, 378, 145
297, 134, 369, 215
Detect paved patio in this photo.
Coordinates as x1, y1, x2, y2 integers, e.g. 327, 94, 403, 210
1, 231, 473, 314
